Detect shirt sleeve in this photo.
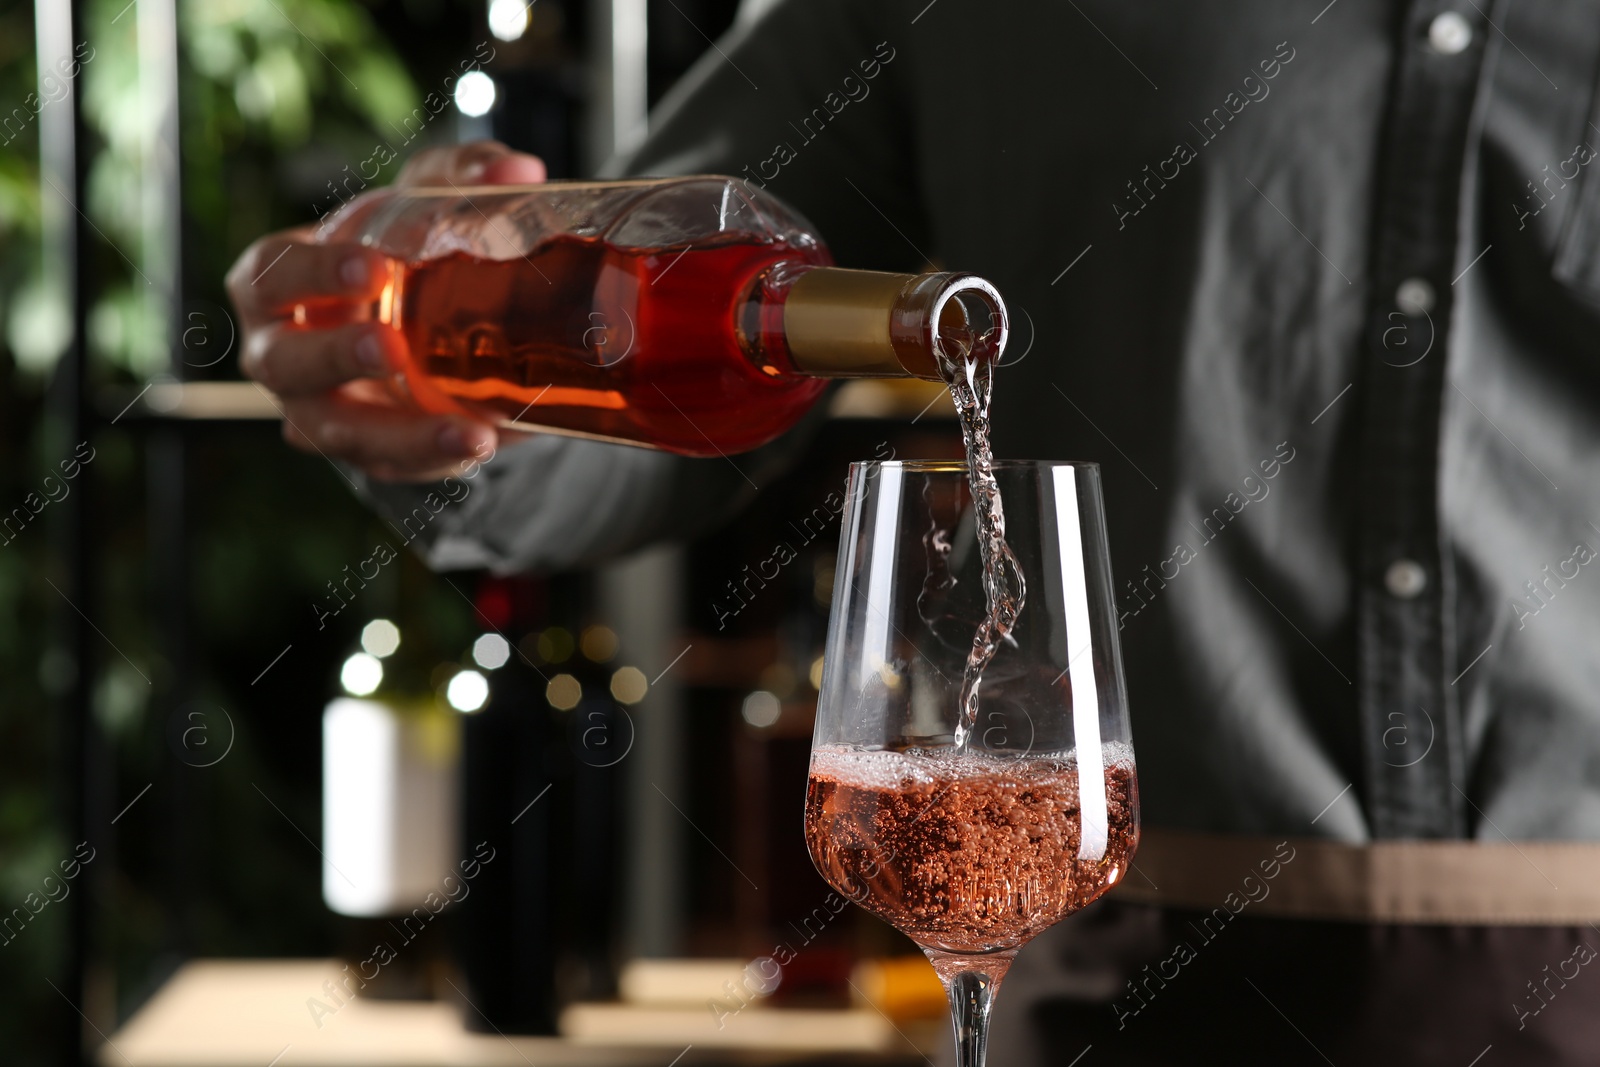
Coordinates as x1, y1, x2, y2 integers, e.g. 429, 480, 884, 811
353, 400, 833, 575
358, 0, 915, 575
609, 0, 923, 274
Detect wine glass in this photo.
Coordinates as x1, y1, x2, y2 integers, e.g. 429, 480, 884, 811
804, 460, 1138, 1067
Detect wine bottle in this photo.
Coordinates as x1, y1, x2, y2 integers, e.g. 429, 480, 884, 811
312, 177, 1007, 456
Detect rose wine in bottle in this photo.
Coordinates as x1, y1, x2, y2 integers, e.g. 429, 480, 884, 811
313, 177, 1007, 456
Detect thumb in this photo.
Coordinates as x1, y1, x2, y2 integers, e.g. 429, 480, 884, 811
476, 154, 548, 184
398, 140, 547, 187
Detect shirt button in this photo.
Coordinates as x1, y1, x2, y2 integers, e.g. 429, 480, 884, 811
1385, 559, 1428, 599
1427, 12, 1473, 55
1395, 277, 1435, 315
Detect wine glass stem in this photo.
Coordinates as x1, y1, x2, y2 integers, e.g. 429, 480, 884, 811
927, 951, 1014, 1067
946, 969, 998, 1067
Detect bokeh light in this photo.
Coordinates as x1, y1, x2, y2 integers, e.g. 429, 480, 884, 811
340, 653, 382, 696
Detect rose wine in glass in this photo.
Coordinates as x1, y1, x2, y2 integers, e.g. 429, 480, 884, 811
805, 460, 1138, 1067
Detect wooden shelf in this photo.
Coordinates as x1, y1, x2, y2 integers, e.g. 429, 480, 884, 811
102, 960, 926, 1067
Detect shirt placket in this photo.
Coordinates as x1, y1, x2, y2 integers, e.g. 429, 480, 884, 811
1357, 1, 1490, 838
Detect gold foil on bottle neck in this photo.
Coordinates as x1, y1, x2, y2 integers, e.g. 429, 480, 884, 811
782, 268, 1006, 381
783, 268, 926, 378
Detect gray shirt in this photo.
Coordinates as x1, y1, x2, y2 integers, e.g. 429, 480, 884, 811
372, 0, 1600, 844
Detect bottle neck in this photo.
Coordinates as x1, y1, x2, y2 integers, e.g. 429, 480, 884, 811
737, 265, 1008, 380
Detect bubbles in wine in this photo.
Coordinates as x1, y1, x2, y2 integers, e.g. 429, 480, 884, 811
805, 744, 1139, 954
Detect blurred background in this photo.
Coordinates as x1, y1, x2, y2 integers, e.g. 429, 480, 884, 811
0, 1, 964, 1063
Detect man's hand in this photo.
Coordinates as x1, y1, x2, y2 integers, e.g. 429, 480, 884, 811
226, 141, 547, 482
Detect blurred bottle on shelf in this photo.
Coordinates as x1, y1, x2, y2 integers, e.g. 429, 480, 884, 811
320, 622, 461, 1001
450, 577, 632, 1033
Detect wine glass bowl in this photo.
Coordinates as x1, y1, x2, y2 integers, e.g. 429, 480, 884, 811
804, 747, 1138, 955
803, 459, 1138, 1066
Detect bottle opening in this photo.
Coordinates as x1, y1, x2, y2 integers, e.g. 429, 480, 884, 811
935, 283, 1008, 367
888, 273, 1009, 379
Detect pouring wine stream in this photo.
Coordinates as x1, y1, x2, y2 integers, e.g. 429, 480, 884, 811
933, 290, 1024, 752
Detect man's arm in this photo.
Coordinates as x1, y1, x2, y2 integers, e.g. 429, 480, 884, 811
613, 0, 922, 274
355, 400, 833, 575
357, 0, 921, 574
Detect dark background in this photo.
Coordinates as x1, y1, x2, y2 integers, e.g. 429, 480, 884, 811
0, 1, 947, 1062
